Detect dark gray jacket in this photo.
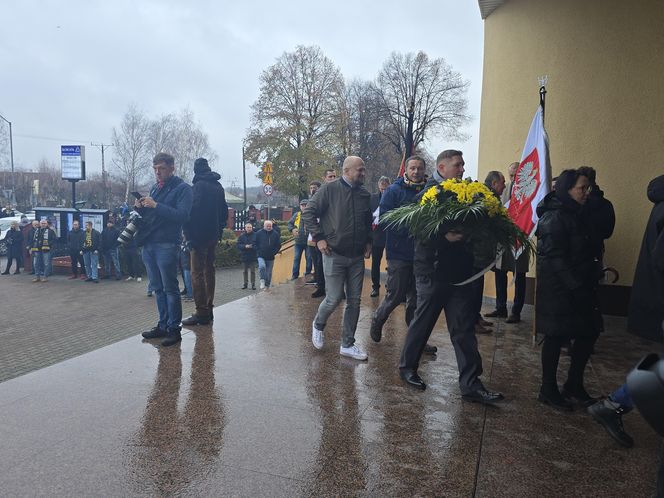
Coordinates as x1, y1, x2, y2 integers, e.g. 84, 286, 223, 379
302, 178, 372, 258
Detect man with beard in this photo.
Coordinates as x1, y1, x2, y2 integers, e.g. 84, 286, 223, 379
369, 156, 435, 356
182, 158, 228, 326
398, 150, 504, 405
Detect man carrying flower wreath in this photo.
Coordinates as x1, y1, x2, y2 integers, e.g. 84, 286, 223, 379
392, 150, 506, 404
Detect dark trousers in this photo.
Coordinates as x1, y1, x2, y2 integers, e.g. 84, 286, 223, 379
69, 251, 86, 276
191, 240, 217, 319
371, 245, 385, 290
312, 246, 325, 291
243, 261, 256, 287
472, 272, 485, 321
374, 259, 416, 327
400, 277, 484, 394
124, 248, 142, 278
4, 250, 21, 273
541, 334, 596, 388
494, 269, 526, 315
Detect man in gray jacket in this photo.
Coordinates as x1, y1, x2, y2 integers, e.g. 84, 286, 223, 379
303, 156, 372, 360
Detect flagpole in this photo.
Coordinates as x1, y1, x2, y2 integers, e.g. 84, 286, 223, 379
533, 76, 547, 346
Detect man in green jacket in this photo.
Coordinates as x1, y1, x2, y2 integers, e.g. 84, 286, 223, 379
303, 156, 372, 361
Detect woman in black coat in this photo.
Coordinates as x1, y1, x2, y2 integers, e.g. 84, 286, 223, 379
535, 169, 598, 410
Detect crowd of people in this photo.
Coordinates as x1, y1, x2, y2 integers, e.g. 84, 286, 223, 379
2, 149, 662, 482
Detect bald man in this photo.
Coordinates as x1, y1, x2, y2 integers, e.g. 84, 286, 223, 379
303, 156, 373, 361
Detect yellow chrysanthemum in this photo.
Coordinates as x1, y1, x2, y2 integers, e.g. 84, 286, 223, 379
420, 185, 440, 206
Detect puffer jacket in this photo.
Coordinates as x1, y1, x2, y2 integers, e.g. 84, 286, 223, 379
535, 191, 596, 338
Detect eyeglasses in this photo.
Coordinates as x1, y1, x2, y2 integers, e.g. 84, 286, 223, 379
573, 185, 593, 193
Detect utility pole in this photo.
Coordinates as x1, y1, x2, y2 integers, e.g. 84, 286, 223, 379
242, 144, 247, 211
91, 142, 113, 208
0, 113, 15, 204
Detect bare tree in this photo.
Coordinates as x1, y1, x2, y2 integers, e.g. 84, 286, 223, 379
374, 51, 470, 154
244, 45, 345, 198
112, 104, 151, 201
147, 108, 217, 183
335, 80, 403, 190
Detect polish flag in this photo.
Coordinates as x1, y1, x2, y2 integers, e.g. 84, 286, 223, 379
507, 105, 551, 247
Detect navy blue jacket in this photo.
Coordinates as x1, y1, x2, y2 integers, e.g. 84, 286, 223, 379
183, 171, 228, 248
136, 176, 193, 246
254, 228, 282, 261
236, 231, 258, 263
379, 177, 422, 262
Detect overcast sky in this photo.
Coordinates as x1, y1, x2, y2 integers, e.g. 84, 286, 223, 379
1, 0, 484, 188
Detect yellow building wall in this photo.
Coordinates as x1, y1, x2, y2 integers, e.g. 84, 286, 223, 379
478, 0, 664, 287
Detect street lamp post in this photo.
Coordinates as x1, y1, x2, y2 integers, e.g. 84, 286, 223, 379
0, 113, 15, 203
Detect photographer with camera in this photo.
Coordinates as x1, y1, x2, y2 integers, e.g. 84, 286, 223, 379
137, 152, 193, 347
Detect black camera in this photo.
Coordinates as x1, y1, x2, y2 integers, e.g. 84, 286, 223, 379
117, 211, 143, 245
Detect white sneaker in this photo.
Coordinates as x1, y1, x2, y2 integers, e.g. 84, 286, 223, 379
137, 277, 142, 282
125, 276, 134, 281
259, 279, 265, 289
312, 321, 324, 350
340, 344, 368, 361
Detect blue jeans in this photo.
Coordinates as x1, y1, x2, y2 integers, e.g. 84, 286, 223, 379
33, 252, 52, 277
291, 244, 311, 278
609, 383, 634, 412
257, 257, 274, 287
142, 242, 182, 331
103, 248, 122, 278
83, 251, 99, 280
314, 252, 365, 348
183, 269, 192, 297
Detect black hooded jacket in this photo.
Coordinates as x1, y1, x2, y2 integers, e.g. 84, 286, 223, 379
534, 190, 596, 338
183, 171, 228, 248
628, 175, 664, 342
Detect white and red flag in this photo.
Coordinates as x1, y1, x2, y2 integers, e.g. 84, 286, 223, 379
507, 105, 550, 250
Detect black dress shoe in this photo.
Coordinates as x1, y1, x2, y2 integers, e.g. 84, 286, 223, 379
182, 315, 211, 326
141, 327, 167, 339
1, 271, 9, 275
369, 316, 382, 343
400, 370, 426, 390
462, 388, 505, 405
505, 314, 521, 324
242, 284, 248, 289
311, 288, 325, 298
485, 309, 507, 318
370, 288, 379, 297
423, 344, 438, 354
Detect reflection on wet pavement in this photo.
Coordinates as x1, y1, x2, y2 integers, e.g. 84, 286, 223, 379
0, 277, 660, 496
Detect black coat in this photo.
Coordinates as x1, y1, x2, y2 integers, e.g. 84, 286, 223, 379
535, 192, 596, 338
184, 171, 228, 248
81, 229, 101, 253
628, 175, 664, 342
67, 228, 86, 252
236, 232, 258, 263
584, 185, 615, 260
3, 227, 24, 256
101, 226, 120, 251
254, 229, 281, 261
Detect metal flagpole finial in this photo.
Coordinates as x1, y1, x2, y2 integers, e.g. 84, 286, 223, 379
538, 75, 548, 88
